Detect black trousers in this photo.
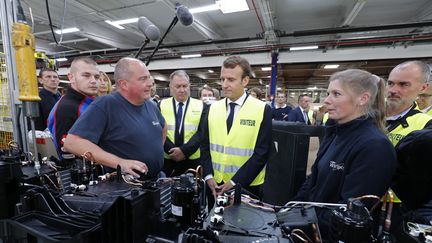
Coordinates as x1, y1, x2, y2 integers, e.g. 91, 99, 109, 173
162, 158, 200, 177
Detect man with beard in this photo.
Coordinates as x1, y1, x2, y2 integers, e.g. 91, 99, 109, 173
386, 60, 432, 146
385, 60, 432, 233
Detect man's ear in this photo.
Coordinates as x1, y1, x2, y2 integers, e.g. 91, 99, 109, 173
67, 73, 74, 84
420, 82, 429, 93
38, 78, 43, 84
118, 79, 128, 89
242, 76, 249, 87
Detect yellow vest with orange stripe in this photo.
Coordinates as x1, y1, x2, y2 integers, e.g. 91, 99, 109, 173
208, 96, 266, 186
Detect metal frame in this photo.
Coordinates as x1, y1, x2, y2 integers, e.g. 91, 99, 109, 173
0, 0, 29, 152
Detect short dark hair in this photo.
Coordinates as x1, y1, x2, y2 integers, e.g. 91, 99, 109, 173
249, 87, 264, 99
298, 94, 310, 102
222, 56, 252, 78
199, 85, 214, 97
39, 68, 57, 78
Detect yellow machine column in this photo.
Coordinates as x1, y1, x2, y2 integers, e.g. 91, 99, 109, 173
12, 20, 42, 174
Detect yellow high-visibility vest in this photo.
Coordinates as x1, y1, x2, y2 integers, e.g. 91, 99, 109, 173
208, 96, 266, 186
323, 113, 329, 124
387, 113, 431, 146
308, 110, 315, 125
160, 97, 203, 160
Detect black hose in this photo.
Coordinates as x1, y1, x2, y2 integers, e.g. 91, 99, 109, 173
45, 0, 58, 45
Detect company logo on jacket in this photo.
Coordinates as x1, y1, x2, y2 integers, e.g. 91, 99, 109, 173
329, 161, 344, 171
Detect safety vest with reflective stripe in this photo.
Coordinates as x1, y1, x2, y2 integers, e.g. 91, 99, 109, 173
387, 112, 432, 146
160, 97, 203, 160
323, 113, 329, 124
308, 110, 315, 125
208, 96, 266, 186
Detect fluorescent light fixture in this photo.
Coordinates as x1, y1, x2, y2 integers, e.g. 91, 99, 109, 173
190, 4, 219, 14
59, 80, 70, 84
324, 64, 340, 69
307, 86, 318, 90
208, 69, 214, 73
266, 75, 271, 78
114, 18, 138, 25
261, 67, 271, 71
79, 48, 117, 54
54, 27, 80, 34
342, 0, 367, 26
55, 58, 68, 62
181, 54, 202, 59
105, 18, 138, 29
217, 0, 249, 14
105, 20, 124, 29
277, 87, 282, 91
290, 45, 319, 51
49, 38, 88, 45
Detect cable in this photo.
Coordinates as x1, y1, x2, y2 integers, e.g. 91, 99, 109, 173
58, 0, 68, 43
45, 0, 58, 45
291, 229, 313, 243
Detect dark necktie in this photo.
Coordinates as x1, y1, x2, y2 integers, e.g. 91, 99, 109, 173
175, 102, 184, 145
226, 102, 237, 133
176, 102, 184, 133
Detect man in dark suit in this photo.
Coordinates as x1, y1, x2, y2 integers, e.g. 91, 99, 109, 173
288, 94, 312, 124
33, 68, 61, 130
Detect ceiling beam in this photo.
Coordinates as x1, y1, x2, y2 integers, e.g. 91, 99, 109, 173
255, 0, 277, 43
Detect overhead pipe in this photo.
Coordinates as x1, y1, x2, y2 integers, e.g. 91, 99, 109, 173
287, 20, 432, 37
55, 32, 432, 66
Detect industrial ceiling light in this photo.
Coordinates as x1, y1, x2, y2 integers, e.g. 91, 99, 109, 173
261, 67, 271, 71
208, 69, 214, 73
289, 45, 319, 51
49, 38, 89, 45
55, 57, 68, 62
190, 4, 219, 14
105, 18, 139, 29
323, 64, 340, 69
54, 27, 80, 34
217, 0, 249, 14
181, 54, 202, 58
342, 0, 367, 26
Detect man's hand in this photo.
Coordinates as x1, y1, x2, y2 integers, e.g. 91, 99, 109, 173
206, 178, 218, 199
120, 159, 148, 177
169, 147, 186, 162
216, 181, 234, 196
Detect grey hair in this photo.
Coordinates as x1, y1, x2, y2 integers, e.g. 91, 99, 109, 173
392, 60, 431, 83
169, 70, 190, 82
113, 57, 144, 86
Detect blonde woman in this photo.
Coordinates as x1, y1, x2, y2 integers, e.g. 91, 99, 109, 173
98, 71, 112, 96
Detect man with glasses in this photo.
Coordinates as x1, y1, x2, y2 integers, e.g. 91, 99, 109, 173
416, 85, 432, 115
